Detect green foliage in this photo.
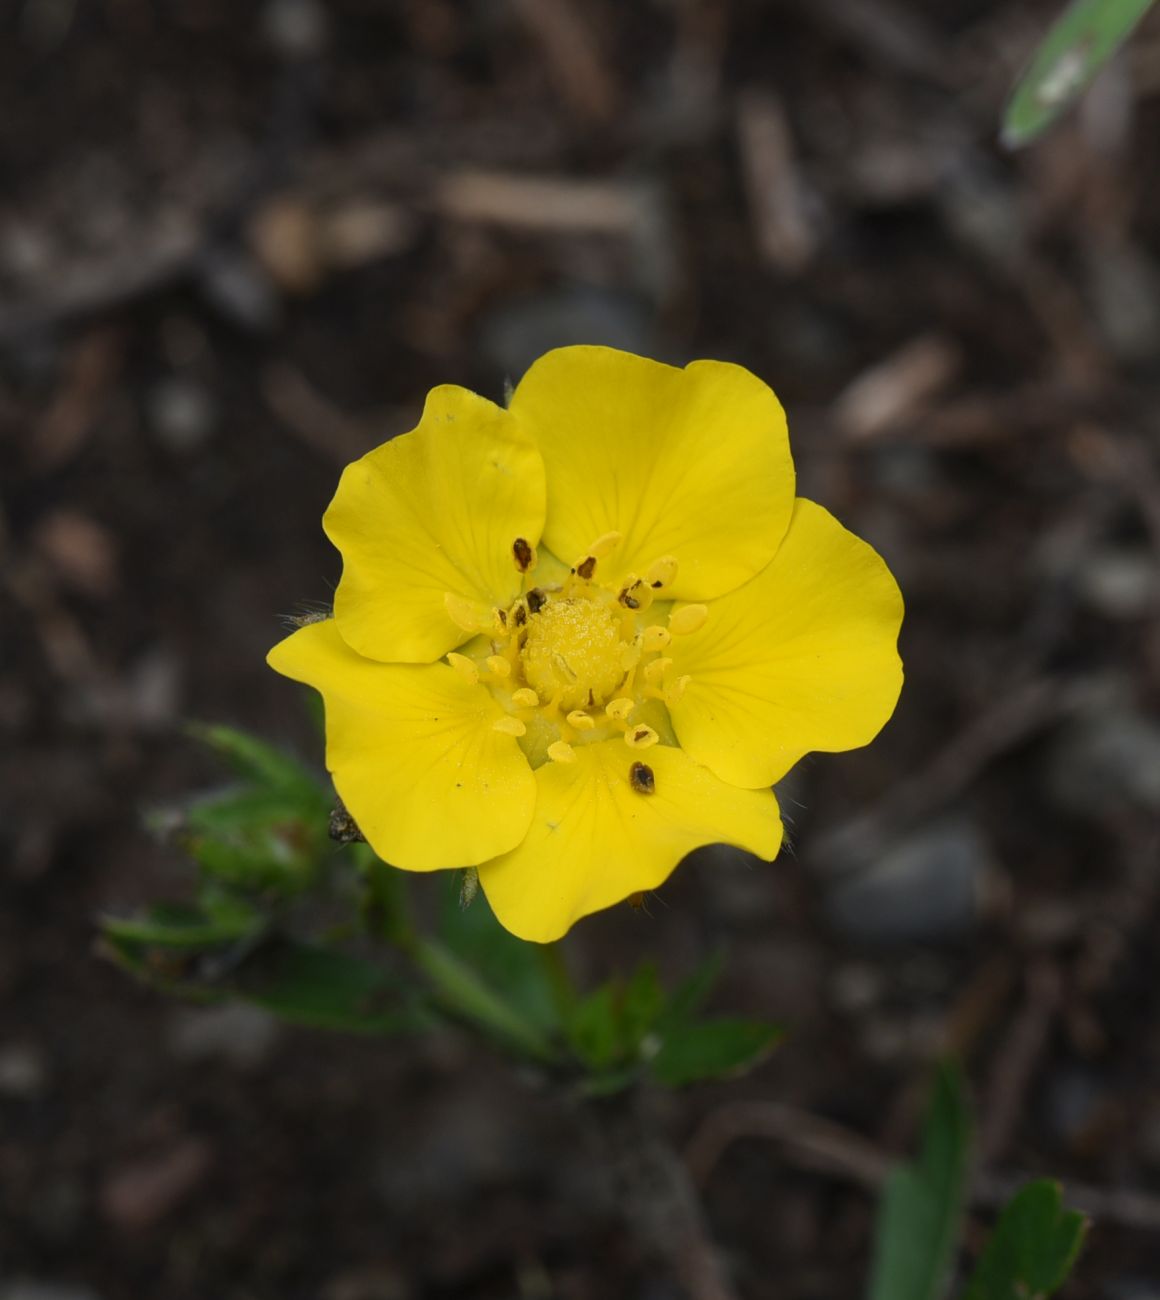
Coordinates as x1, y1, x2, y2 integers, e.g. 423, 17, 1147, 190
166, 724, 333, 895
963, 1181, 1088, 1300
1003, 0, 1154, 147
649, 1017, 782, 1088
869, 1063, 973, 1300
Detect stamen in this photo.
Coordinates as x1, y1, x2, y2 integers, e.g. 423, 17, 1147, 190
547, 740, 576, 764
511, 687, 539, 709
589, 531, 623, 559
645, 556, 678, 590
485, 655, 512, 679
625, 724, 659, 750
669, 604, 708, 636
446, 652, 479, 685
493, 716, 526, 737
444, 592, 492, 634
526, 588, 548, 614
574, 555, 597, 581
667, 674, 692, 704
566, 709, 596, 731
606, 697, 634, 721
643, 657, 673, 686
512, 537, 536, 573
641, 625, 671, 653
617, 576, 652, 612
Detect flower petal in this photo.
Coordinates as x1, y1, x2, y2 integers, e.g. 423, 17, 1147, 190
477, 740, 782, 943
327, 384, 546, 663
668, 499, 904, 789
268, 619, 535, 869
508, 346, 794, 601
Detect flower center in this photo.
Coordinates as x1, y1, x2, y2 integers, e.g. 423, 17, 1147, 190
520, 598, 626, 709
442, 533, 706, 768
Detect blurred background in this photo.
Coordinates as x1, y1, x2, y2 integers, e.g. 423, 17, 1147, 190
3, 1, 1160, 1297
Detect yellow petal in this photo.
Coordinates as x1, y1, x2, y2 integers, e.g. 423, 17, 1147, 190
508, 346, 794, 602
326, 384, 546, 663
477, 740, 782, 943
668, 499, 904, 788
268, 619, 535, 869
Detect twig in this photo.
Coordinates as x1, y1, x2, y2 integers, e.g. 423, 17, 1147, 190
978, 961, 1063, 1164
592, 1092, 742, 1300
507, 0, 620, 125
811, 677, 1076, 871
685, 1099, 1160, 1232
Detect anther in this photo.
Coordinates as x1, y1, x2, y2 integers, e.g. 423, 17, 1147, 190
618, 576, 652, 611
492, 716, 526, 737
589, 531, 623, 559
511, 687, 539, 709
574, 555, 597, 581
486, 655, 511, 679
566, 709, 596, 731
446, 652, 479, 685
669, 604, 708, 636
526, 588, 548, 614
512, 537, 536, 573
513, 603, 528, 628
547, 740, 577, 764
629, 761, 656, 794
641, 625, 671, 653
606, 697, 634, 721
625, 724, 659, 750
645, 556, 679, 590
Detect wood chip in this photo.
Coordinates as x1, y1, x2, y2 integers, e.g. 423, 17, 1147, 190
834, 333, 963, 441
736, 89, 815, 272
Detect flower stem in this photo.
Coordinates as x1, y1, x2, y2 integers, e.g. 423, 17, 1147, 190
408, 934, 558, 1064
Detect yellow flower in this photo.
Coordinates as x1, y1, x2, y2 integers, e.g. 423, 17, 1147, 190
268, 347, 903, 942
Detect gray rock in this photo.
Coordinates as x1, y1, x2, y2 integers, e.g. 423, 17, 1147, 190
1078, 547, 1159, 620
0, 1285, 102, 1300
168, 1003, 280, 1071
1046, 712, 1160, 818
825, 819, 994, 944
0, 1043, 48, 1097
146, 376, 217, 453
479, 286, 657, 387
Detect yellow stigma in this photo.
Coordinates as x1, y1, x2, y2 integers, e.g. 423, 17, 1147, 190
520, 597, 625, 709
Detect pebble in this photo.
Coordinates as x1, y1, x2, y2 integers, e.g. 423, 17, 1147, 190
825, 819, 994, 945
167, 1003, 280, 1071
261, 0, 329, 59
145, 376, 218, 453
99, 1137, 213, 1231
1046, 711, 1160, 818
478, 286, 656, 386
0, 1285, 102, 1300
1078, 547, 1159, 620
0, 1043, 48, 1097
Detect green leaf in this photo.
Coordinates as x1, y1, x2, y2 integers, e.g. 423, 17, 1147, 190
436, 876, 559, 1035
101, 899, 263, 949
963, 1180, 1088, 1300
657, 950, 723, 1028
649, 1017, 782, 1088
187, 722, 322, 793
230, 940, 423, 1034
868, 1063, 973, 1300
1003, 0, 1155, 147
567, 983, 623, 1070
410, 935, 558, 1063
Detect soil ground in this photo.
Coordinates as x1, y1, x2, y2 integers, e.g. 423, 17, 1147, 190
3, 2, 1160, 1297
